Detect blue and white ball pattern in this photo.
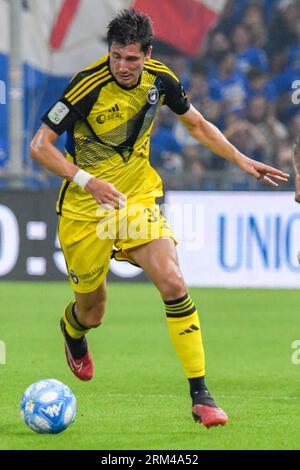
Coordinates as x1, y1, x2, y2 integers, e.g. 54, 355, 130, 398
20, 379, 76, 434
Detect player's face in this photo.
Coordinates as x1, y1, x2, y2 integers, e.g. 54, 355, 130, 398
109, 42, 151, 88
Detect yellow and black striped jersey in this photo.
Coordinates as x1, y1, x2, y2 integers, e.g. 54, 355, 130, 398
42, 54, 190, 221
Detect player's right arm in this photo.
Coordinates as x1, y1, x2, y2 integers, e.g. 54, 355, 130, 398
293, 132, 300, 203
30, 124, 78, 180
30, 124, 124, 208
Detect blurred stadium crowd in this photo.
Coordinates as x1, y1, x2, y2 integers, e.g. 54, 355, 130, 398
151, 0, 299, 190
2, 0, 299, 191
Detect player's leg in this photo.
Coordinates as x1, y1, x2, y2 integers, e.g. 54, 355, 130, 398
61, 282, 107, 381
74, 280, 108, 329
58, 216, 113, 381
128, 238, 228, 427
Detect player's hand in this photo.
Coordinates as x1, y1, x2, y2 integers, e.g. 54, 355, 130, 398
238, 156, 289, 187
85, 177, 126, 208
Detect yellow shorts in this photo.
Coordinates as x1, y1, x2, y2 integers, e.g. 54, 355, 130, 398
58, 198, 175, 293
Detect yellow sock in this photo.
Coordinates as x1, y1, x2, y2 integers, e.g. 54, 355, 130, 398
164, 294, 205, 378
62, 301, 89, 339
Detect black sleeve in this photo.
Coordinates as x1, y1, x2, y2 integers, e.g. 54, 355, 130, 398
41, 98, 78, 135
162, 73, 190, 115
41, 73, 91, 135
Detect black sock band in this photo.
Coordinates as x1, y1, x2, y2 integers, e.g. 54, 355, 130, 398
63, 323, 88, 360
164, 294, 196, 318
72, 303, 88, 330
65, 302, 88, 333
189, 377, 217, 407
189, 376, 206, 394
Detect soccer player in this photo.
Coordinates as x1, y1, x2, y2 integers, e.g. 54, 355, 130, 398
30, 10, 289, 428
294, 131, 300, 202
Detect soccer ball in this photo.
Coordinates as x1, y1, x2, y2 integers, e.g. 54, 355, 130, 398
20, 379, 76, 434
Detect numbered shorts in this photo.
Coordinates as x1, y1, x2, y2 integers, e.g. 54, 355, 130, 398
58, 198, 175, 293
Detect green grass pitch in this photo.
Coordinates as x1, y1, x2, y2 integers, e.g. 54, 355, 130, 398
1, 282, 300, 450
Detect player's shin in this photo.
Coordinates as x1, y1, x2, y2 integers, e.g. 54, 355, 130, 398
164, 294, 205, 380
61, 301, 94, 380
164, 294, 228, 426
61, 301, 90, 360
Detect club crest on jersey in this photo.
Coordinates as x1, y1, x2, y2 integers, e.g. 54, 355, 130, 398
147, 87, 159, 105
70, 270, 79, 285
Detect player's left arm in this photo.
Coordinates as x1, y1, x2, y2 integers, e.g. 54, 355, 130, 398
179, 104, 289, 187
293, 131, 300, 202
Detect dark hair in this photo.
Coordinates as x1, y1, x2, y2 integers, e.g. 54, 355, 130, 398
107, 9, 153, 53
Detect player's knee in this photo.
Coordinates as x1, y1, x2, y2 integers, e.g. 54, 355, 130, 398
160, 272, 186, 299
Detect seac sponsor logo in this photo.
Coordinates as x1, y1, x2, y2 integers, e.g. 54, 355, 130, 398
147, 86, 159, 105
97, 104, 124, 124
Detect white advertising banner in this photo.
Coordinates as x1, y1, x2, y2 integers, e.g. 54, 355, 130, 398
165, 192, 300, 288
0, 0, 132, 75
